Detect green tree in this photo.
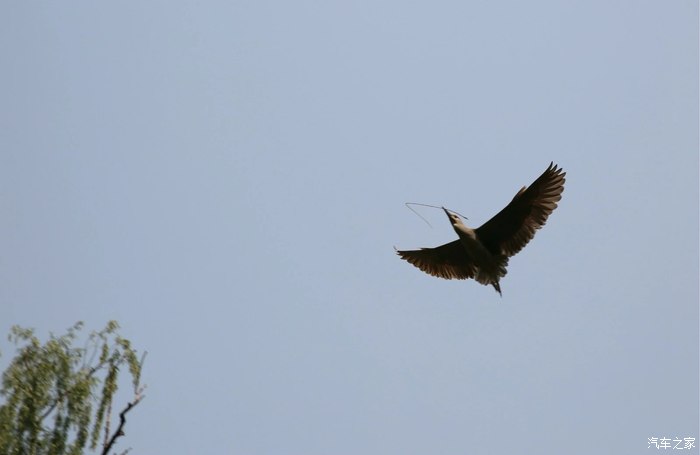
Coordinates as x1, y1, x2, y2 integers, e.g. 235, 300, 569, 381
0, 321, 145, 455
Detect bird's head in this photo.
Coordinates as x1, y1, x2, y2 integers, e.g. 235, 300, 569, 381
442, 207, 466, 227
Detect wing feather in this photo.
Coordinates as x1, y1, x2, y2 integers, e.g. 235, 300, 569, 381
475, 162, 565, 257
396, 240, 475, 280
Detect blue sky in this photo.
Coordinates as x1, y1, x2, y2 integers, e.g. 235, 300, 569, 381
1, 1, 697, 454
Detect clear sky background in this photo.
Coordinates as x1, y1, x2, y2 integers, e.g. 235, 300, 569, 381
1, 1, 697, 454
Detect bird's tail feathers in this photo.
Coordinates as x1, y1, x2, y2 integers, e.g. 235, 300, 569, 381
475, 255, 508, 296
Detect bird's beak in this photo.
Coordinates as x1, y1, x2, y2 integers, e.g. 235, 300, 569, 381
442, 207, 453, 219
442, 207, 466, 221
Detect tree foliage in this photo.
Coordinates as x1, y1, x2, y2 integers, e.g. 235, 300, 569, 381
0, 321, 145, 455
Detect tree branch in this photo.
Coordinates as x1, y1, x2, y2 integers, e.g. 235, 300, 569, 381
101, 394, 144, 455
103, 400, 113, 449
39, 362, 106, 421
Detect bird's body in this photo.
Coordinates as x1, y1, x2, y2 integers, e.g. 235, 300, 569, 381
396, 162, 566, 296
442, 209, 509, 294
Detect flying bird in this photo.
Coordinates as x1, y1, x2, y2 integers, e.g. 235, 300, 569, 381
396, 162, 566, 296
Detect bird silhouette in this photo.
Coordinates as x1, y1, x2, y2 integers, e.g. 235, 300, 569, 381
396, 162, 566, 296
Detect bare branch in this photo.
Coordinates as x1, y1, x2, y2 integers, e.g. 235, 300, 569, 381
101, 394, 145, 455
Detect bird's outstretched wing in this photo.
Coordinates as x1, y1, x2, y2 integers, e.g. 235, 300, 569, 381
475, 162, 565, 257
396, 240, 476, 280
